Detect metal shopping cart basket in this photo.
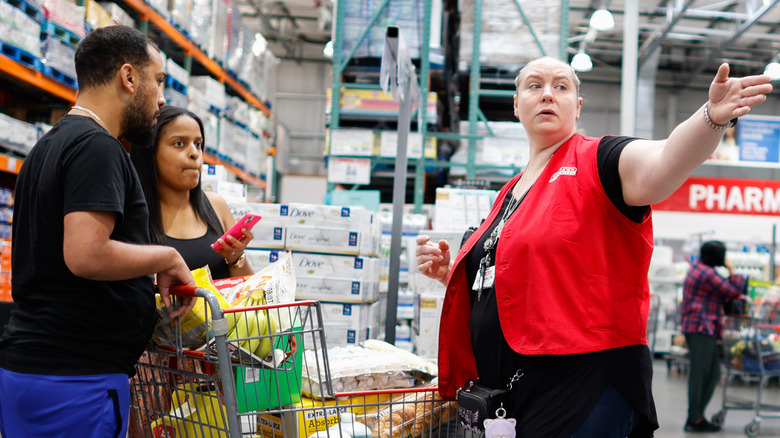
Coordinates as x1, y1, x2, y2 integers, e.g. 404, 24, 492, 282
647, 294, 661, 357
129, 286, 462, 438
713, 315, 780, 437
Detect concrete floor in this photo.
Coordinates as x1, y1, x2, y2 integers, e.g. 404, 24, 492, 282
652, 359, 780, 438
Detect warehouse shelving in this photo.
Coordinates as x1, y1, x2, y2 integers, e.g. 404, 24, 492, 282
0, 51, 77, 104
325, 0, 570, 210
0, 0, 273, 189
120, 0, 271, 117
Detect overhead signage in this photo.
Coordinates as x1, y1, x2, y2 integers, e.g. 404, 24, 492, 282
654, 176, 780, 216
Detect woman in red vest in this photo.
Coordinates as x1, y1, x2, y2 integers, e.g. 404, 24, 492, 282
416, 57, 772, 437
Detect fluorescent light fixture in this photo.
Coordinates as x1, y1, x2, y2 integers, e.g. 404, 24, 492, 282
323, 40, 334, 58
252, 33, 267, 57
590, 9, 615, 31
571, 52, 593, 72
764, 62, 780, 80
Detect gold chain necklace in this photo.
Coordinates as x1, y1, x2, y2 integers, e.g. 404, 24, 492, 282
72, 105, 110, 133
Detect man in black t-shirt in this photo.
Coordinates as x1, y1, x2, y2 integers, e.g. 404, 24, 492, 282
0, 26, 195, 438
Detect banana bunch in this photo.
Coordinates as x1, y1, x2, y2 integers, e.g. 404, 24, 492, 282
226, 294, 279, 359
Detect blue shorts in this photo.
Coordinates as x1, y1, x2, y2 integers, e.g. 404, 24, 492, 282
0, 367, 130, 438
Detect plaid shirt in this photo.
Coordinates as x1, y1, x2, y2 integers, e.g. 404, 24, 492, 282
680, 261, 747, 338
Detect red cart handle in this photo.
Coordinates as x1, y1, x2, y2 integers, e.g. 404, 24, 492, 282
167, 285, 199, 297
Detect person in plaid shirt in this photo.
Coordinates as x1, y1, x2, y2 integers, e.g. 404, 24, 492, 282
681, 240, 747, 432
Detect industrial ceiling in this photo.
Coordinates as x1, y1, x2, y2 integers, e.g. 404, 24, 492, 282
235, 0, 780, 89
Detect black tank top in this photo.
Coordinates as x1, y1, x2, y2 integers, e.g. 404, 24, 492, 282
165, 227, 231, 280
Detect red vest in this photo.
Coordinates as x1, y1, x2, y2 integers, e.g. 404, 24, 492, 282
438, 134, 654, 399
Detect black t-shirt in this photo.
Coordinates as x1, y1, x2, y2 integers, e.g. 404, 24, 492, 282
0, 115, 155, 377
465, 136, 658, 437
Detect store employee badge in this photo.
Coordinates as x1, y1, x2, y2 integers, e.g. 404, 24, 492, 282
473, 265, 495, 291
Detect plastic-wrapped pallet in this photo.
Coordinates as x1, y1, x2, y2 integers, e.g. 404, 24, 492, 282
40, 35, 76, 78
168, 0, 191, 35
459, 0, 560, 64
226, 8, 247, 77
245, 134, 263, 177
39, 0, 86, 38
225, 96, 250, 126
450, 121, 529, 177
0, 2, 42, 57
247, 108, 268, 138
165, 58, 189, 88
99, 2, 134, 27
84, 0, 113, 30
186, 86, 210, 124
189, 76, 226, 112
234, 23, 255, 85
251, 50, 279, 103
210, 0, 229, 64
0, 113, 39, 152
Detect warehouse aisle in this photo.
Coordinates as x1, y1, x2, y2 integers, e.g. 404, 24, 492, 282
652, 359, 780, 437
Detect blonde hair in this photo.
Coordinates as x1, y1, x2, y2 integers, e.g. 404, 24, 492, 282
514, 57, 581, 95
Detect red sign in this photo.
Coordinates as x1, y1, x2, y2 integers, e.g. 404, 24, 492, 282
654, 176, 780, 216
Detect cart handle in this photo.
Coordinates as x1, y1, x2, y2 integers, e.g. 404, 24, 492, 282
168, 285, 199, 297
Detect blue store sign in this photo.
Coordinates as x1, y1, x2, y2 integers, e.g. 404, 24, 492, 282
737, 115, 780, 163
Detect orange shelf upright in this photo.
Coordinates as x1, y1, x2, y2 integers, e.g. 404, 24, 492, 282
203, 153, 265, 188
121, 0, 271, 117
0, 154, 23, 175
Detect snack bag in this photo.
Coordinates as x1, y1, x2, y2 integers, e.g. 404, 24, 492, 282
153, 266, 231, 349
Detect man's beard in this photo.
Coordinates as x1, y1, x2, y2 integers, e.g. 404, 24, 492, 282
119, 86, 156, 147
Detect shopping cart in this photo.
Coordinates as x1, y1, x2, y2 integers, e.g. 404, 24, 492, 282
712, 315, 780, 437
129, 286, 461, 438
647, 294, 661, 356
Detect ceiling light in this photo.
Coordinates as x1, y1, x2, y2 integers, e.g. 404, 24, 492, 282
590, 9, 615, 31
252, 33, 267, 57
323, 40, 334, 59
571, 52, 593, 72
764, 62, 780, 80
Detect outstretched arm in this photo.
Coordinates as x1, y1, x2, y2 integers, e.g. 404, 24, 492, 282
619, 64, 772, 206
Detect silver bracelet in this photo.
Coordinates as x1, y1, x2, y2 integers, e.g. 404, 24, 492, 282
704, 103, 737, 130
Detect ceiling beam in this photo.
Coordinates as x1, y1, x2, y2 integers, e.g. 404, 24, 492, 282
637, 0, 696, 68
681, 0, 780, 87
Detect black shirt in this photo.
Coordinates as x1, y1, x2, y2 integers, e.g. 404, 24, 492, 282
465, 136, 658, 437
0, 115, 155, 376
165, 224, 230, 280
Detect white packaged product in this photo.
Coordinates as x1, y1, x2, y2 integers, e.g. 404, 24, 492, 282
301, 341, 436, 399
295, 276, 377, 303
229, 202, 288, 249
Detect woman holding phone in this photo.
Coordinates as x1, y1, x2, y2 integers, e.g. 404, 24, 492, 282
131, 105, 254, 279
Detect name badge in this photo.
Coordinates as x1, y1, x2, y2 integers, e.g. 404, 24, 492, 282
472, 265, 496, 291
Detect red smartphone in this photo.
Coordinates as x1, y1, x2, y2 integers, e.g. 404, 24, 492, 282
213, 213, 262, 250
